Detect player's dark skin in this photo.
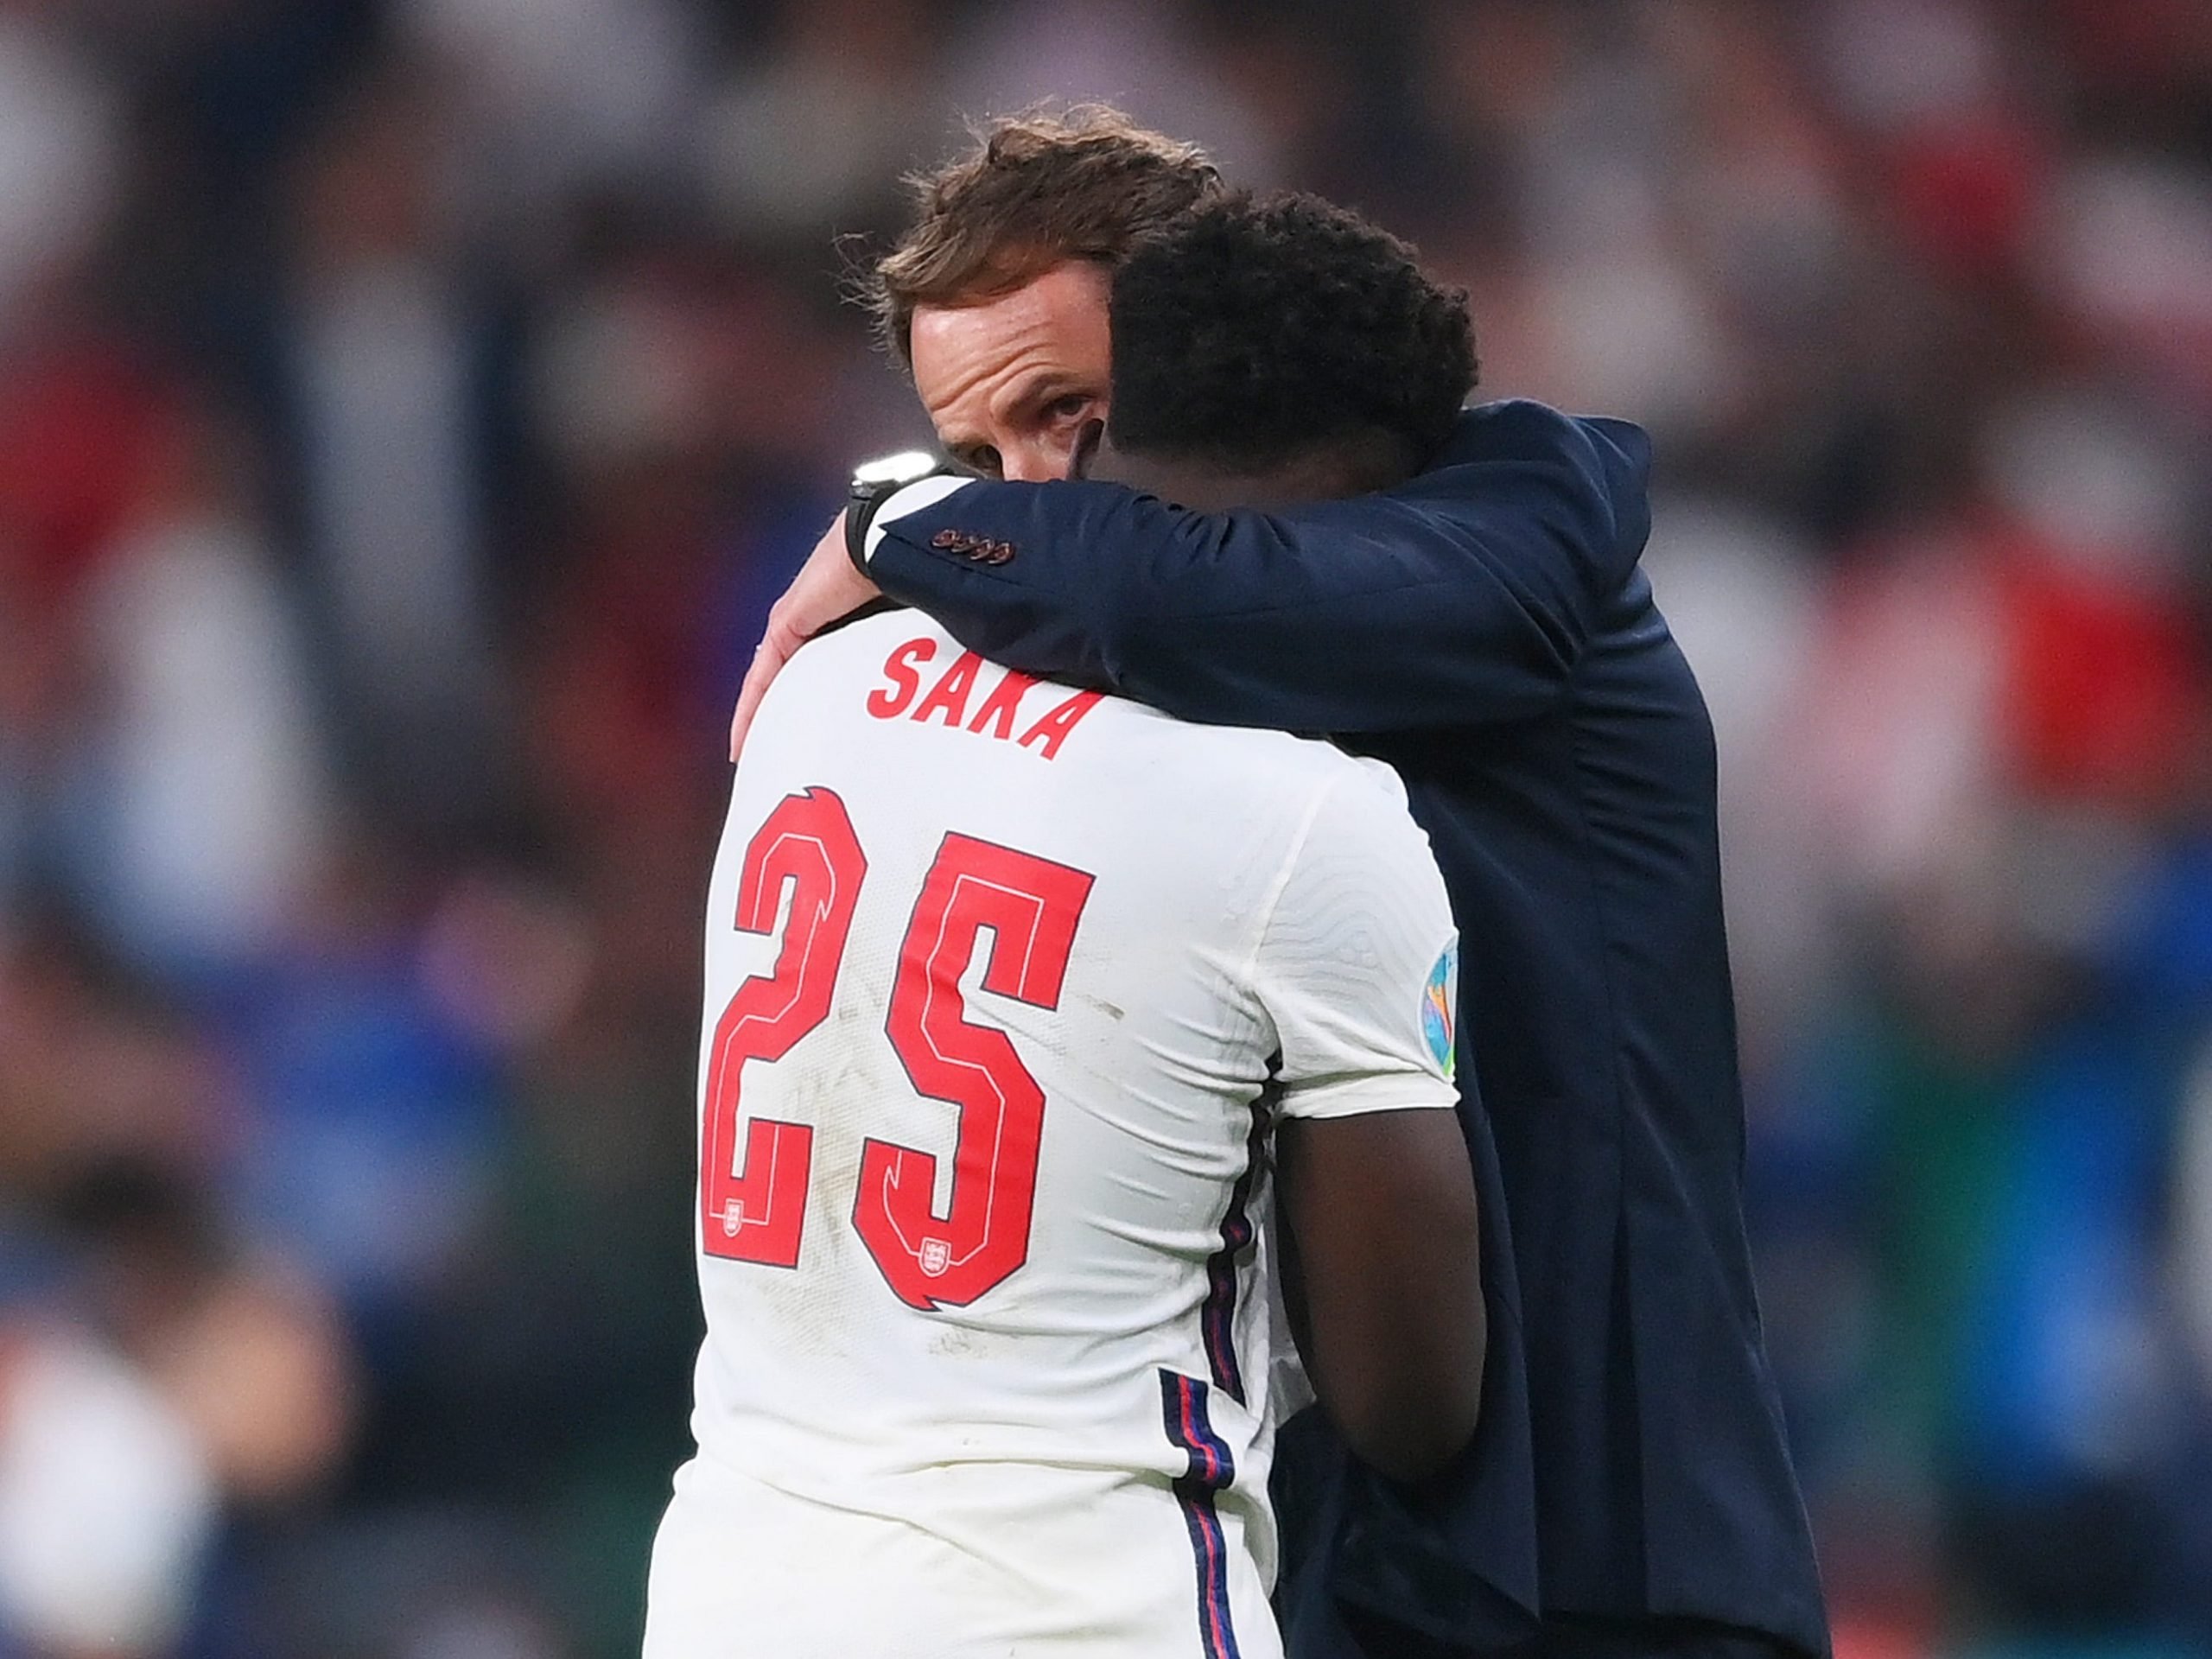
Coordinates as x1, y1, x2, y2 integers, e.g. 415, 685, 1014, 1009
1087, 425, 1487, 1488
1274, 1108, 1484, 1485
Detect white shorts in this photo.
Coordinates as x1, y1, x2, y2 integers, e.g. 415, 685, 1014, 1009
640, 1456, 1281, 1659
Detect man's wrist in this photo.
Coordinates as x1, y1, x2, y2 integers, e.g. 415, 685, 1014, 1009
845, 454, 971, 571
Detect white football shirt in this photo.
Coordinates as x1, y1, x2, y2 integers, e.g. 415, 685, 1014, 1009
645, 610, 1459, 1659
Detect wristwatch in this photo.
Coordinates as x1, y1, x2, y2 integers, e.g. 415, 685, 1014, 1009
846, 450, 957, 572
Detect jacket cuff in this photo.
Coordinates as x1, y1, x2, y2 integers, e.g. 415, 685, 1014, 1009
858, 475, 976, 565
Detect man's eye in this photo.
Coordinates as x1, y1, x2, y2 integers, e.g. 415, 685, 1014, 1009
1043, 395, 1094, 424
957, 446, 1002, 479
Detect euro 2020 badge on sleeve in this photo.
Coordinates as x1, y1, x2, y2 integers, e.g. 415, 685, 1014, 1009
1422, 940, 1458, 1082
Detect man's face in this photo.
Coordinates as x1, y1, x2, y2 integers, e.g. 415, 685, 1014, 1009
910, 261, 1111, 483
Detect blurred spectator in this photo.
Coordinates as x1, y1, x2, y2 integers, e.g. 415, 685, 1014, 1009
696, 0, 938, 245
76, 393, 334, 978
0, 8, 117, 321
274, 73, 512, 832
0, 1321, 217, 1655
400, 0, 700, 227
0, 1156, 355, 1656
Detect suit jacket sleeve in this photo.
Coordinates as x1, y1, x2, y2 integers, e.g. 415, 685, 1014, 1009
863, 401, 1652, 734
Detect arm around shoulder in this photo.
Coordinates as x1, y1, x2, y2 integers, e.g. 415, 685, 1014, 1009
865, 403, 1653, 733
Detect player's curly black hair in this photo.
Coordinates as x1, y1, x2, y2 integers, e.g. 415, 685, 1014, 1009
1107, 192, 1477, 477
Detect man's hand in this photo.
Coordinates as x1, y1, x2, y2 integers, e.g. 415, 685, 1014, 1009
728, 510, 880, 760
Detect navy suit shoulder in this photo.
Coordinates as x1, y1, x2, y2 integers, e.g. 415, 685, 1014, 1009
1424, 398, 1652, 501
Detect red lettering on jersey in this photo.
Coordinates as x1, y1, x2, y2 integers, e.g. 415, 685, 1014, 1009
700, 788, 868, 1269
912, 651, 984, 728
861, 835, 1095, 1309
866, 638, 938, 719
1017, 690, 1104, 760
966, 666, 1039, 740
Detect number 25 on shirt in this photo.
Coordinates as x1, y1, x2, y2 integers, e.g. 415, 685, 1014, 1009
700, 786, 1095, 1312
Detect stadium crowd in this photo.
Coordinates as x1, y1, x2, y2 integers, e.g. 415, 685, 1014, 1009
0, 0, 2209, 1655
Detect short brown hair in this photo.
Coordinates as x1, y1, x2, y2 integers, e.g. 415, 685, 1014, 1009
868, 105, 1223, 367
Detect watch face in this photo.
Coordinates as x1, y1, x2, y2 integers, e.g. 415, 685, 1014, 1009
852, 449, 942, 489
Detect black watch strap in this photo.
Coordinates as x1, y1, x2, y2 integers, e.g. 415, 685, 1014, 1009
847, 450, 954, 572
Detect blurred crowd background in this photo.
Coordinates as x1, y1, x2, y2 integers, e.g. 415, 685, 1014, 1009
1, 0, 2209, 1655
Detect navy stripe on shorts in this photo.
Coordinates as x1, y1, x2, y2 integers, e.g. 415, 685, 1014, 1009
1160, 1369, 1243, 1659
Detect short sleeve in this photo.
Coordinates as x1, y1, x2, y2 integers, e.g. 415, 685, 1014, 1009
1252, 760, 1463, 1122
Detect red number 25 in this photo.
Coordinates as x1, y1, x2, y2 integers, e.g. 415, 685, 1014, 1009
700, 787, 1095, 1310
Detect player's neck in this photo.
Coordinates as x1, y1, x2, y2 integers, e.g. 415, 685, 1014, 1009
1099, 433, 1413, 509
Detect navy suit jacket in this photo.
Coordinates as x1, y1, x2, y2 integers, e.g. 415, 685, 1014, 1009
863, 400, 1829, 1658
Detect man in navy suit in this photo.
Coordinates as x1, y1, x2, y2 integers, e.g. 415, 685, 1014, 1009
732, 108, 1829, 1659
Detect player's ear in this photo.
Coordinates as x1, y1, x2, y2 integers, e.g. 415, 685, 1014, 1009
1065, 418, 1105, 481
1077, 426, 1166, 493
